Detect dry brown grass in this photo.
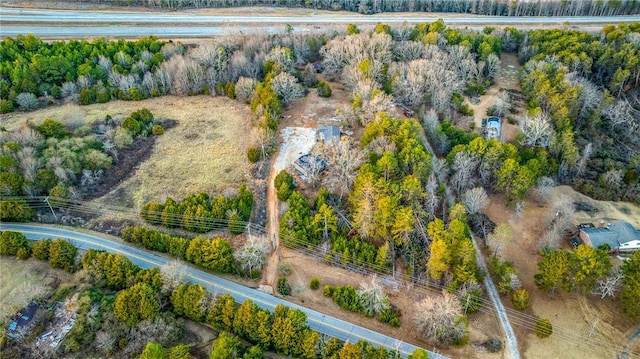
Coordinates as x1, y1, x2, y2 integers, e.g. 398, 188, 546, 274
1, 96, 252, 208
93, 96, 253, 208
0, 257, 72, 322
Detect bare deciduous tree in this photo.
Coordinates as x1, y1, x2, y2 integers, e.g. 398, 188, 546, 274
424, 174, 441, 220
393, 40, 426, 62
156, 55, 204, 96
61, 82, 78, 99
320, 32, 392, 78
236, 235, 269, 276
574, 142, 592, 177
160, 42, 185, 59
450, 151, 479, 195
141, 72, 159, 97
519, 113, 553, 148
235, 76, 257, 103
97, 55, 113, 73
602, 169, 624, 188
160, 260, 187, 295
492, 90, 511, 118
322, 138, 365, 196
462, 187, 489, 215
270, 72, 305, 106
94, 331, 116, 354
414, 291, 468, 347
484, 53, 501, 82
487, 223, 514, 256
535, 176, 556, 205
539, 196, 575, 249
16, 92, 38, 110
594, 269, 623, 300
76, 74, 94, 90
265, 46, 294, 73
603, 99, 636, 133
566, 73, 602, 124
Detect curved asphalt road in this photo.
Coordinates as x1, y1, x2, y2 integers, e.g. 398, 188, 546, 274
0, 223, 446, 359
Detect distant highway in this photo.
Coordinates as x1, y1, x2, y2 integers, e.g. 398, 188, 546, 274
0, 7, 638, 38
2, 8, 639, 24
0, 223, 446, 359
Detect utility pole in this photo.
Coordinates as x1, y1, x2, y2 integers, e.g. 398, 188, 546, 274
44, 196, 57, 220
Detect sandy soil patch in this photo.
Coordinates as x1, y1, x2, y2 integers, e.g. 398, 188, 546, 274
273, 127, 317, 173
483, 187, 640, 359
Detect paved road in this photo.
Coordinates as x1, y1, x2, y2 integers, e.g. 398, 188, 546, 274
0, 8, 637, 38
2, 8, 639, 24
417, 130, 520, 359
0, 223, 446, 359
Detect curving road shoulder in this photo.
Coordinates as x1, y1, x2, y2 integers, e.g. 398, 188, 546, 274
0, 223, 446, 359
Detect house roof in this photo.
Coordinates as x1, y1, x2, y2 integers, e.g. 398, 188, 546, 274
294, 154, 327, 170
293, 154, 327, 182
486, 117, 501, 140
581, 221, 640, 249
317, 126, 340, 143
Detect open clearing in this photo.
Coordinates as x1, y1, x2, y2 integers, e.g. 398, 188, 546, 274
484, 186, 640, 359
0, 257, 72, 322
2, 96, 253, 209
466, 52, 522, 143
94, 96, 253, 208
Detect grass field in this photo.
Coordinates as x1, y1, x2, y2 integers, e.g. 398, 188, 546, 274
1, 96, 253, 209
0, 257, 71, 323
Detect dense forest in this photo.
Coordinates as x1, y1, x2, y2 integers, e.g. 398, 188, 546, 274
63, 0, 640, 16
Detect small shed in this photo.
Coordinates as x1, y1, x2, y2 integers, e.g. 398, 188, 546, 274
579, 221, 640, 252
317, 126, 340, 144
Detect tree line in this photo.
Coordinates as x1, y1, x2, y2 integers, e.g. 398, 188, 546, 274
535, 246, 640, 320
140, 186, 254, 234
0, 230, 430, 358
122, 226, 243, 275
0, 35, 167, 113
322, 276, 402, 327
74, 0, 640, 16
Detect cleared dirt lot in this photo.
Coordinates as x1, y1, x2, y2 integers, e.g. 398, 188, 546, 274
484, 186, 640, 359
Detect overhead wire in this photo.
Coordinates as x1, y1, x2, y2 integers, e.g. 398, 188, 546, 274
2, 195, 637, 357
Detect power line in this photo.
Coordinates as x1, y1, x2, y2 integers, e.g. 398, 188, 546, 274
2, 196, 637, 357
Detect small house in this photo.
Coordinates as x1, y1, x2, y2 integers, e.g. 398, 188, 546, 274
292, 154, 327, 183
579, 221, 640, 252
317, 126, 340, 144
